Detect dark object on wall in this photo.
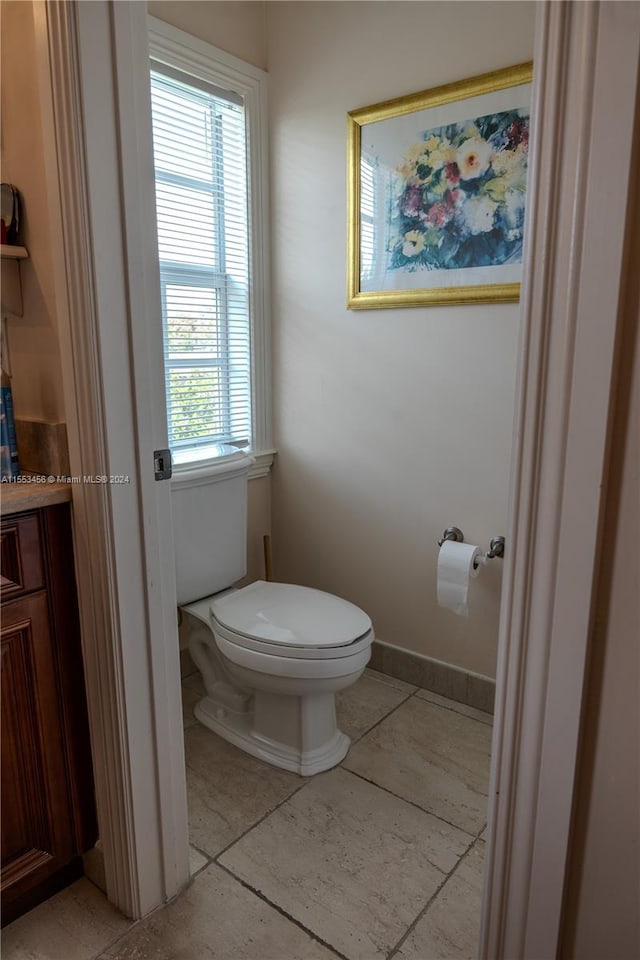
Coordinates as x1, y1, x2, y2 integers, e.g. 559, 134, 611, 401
0, 504, 98, 925
1, 184, 21, 245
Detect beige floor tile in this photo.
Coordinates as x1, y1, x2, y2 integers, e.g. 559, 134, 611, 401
219, 768, 471, 960
185, 722, 301, 856
336, 670, 413, 741
2, 878, 131, 960
189, 844, 209, 876
100, 863, 337, 960
343, 697, 491, 834
415, 687, 493, 726
363, 668, 417, 695
396, 841, 485, 960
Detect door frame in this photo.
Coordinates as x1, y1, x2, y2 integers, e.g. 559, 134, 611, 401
33, 0, 189, 917
33, 0, 640, 951
481, 2, 640, 957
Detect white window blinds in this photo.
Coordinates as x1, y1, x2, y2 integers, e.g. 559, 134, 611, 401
150, 65, 252, 464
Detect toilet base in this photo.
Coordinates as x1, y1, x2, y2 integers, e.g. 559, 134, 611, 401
193, 691, 351, 776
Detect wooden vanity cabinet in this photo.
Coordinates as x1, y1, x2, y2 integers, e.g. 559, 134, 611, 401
1, 503, 97, 926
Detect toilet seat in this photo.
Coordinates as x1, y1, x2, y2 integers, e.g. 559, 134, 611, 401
210, 580, 372, 660
215, 630, 372, 680
182, 580, 373, 774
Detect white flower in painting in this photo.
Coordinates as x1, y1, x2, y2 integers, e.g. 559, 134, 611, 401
402, 230, 426, 257
461, 195, 497, 234
504, 187, 525, 228
456, 137, 493, 180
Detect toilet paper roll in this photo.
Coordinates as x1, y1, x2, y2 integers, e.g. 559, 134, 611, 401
437, 541, 484, 617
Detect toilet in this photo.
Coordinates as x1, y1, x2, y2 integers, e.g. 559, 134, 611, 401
172, 447, 373, 776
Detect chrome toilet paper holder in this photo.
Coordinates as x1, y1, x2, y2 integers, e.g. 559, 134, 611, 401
437, 526, 505, 560
437, 526, 465, 547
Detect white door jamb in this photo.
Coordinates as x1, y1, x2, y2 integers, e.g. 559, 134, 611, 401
481, 3, 640, 957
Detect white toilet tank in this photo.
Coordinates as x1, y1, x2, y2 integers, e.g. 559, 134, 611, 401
171, 446, 253, 605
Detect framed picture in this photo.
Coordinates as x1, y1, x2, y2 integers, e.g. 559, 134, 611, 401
347, 62, 533, 309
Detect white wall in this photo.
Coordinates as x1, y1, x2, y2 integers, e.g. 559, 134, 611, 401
147, 1, 267, 70
1, 0, 65, 422
267, 1, 536, 678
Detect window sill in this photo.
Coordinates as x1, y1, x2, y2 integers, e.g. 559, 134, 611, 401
248, 448, 276, 480
170, 447, 275, 487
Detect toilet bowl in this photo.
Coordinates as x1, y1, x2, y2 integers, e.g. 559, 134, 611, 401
183, 580, 373, 775
172, 446, 374, 775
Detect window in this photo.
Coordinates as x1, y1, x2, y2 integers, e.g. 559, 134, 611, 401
148, 20, 271, 471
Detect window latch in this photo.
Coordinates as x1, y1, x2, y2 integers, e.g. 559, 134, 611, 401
154, 448, 172, 481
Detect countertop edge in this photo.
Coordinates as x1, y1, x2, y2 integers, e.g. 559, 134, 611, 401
1, 481, 73, 516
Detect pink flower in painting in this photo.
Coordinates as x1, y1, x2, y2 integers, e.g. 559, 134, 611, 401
401, 183, 423, 217
423, 188, 460, 227
425, 202, 448, 227
444, 161, 460, 186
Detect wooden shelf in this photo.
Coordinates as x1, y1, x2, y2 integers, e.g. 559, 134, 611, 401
0, 244, 28, 260
1, 246, 28, 316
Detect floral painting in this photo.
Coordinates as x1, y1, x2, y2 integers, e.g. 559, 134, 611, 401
391, 110, 529, 273
347, 62, 533, 308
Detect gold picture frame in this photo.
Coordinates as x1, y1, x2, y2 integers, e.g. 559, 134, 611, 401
347, 62, 533, 309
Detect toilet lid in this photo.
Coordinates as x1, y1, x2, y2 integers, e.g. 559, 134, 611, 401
210, 580, 372, 649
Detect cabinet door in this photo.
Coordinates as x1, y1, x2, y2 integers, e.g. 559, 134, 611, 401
1, 592, 76, 920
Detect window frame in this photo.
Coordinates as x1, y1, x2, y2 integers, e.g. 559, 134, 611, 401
148, 16, 273, 479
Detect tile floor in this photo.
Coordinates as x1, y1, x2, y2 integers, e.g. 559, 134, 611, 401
2, 663, 492, 960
